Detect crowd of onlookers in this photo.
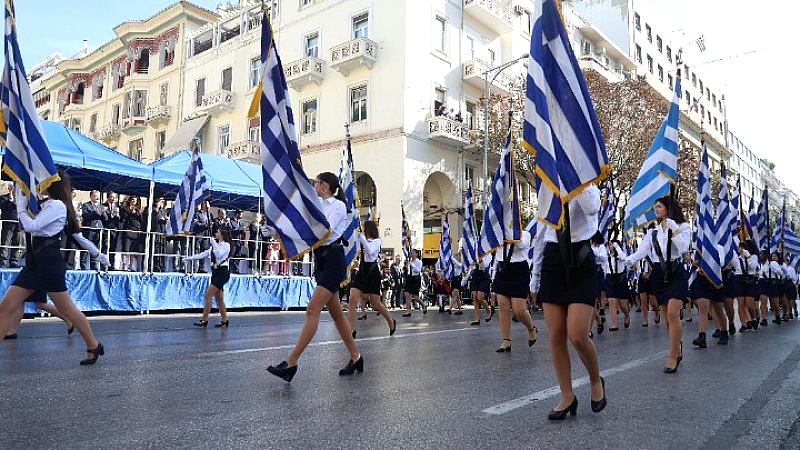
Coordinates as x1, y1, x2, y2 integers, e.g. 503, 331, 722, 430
0, 183, 308, 276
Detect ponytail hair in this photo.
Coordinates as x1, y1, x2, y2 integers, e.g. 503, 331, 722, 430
45, 171, 81, 234
316, 172, 346, 205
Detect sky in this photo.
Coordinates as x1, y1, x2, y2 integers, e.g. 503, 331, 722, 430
8, 0, 800, 193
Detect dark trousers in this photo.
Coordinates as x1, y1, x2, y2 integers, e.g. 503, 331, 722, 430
81, 230, 101, 270
0, 221, 20, 267
103, 230, 119, 267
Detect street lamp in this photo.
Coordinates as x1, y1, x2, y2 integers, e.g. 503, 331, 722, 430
482, 53, 529, 205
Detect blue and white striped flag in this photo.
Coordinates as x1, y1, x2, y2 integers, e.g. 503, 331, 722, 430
437, 214, 453, 279
461, 183, 478, 268
716, 164, 736, 269
1, 1, 59, 214
624, 74, 681, 240
523, 0, 609, 230
401, 202, 411, 258
338, 134, 360, 281
753, 187, 769, 252
743, 187, 756, 244
249, 12, 329, 260
165, 147, 209, 235
366, 201, 374, 222
730, 178, 741, 246
598, 172, 616, 239
478, 132, 521, 258
693, 146, 722, 287
525, 216, 538, 261
770, 216, 800, 256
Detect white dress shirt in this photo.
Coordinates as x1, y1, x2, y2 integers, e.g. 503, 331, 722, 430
452, 259, 463, 277
782, 263, 797, 282
626, 220, 691, 265
607, 243, 627, 274
186, 239, 231, 267
320, 197, 347, 245
358, 234, 382, 262
761, 261, 782, 280
408, 258, 422, 276
593, 243, 609, 275
543, 185, 601, 243
501, 231, 532, 264
18, 199, 67, 237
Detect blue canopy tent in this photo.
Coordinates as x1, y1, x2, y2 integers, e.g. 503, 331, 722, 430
149, 150, 263, 212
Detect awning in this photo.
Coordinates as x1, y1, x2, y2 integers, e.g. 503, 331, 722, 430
161, 115, 210, 154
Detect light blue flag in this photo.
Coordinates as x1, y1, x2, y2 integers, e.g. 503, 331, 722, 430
523, 0, 608, 230
437, 214, 453, 279
624, 74, 681, 240
165, 147, 209, 235
693, 146, 722, 288
478, 132, 521, 259
252, 12, 329, 260
461, 183, 478, 268
1, 0, 59, 214
338, 134, 360, 282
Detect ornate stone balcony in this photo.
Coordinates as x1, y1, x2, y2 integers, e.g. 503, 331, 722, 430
227, 140, 260, 163
462, 59, 513, 95
463, 0, 514, 34
197, 89, 235, 115
428, 116, 471, 146
146, 105, 170, 125
98, 123, 121, 142
285, 56, 325, 91
330, 38, 378, 76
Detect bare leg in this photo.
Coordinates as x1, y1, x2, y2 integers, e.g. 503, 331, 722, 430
723, 299, 735, 328
47, 291, 100, 354
200, 286, 220, 321
737, 298, 750, 328
325, 293, 360, 362
286, 286, 358, 366
510, 297, 537, 343
608, 297, 620, 328
497, 294, 512, 348
640, 292, 650, 325
34, 302, 71, 328
451, 288, 462, 311
759, 294, 769, 321
216, 289, 227, 322
0, 286, 32, 338
566, 303, 603, 401
544, 303, 574, 410
366, 293, 394, 330
348, 287, 363, 330
696, 298, 710, 333
662, 299, 683, 369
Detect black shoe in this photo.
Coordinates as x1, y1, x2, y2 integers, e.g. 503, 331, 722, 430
548, 396, 578, 420
609, 327, 619, 331
729, 324, 736, 335
454, 310, 463, 315
352, 330, 357, 339
642, 323, 649, 327
79, 343, 105, 366
685, 317, 693, 322
752, 319, 759, 330
4, 333, 18, 340
746, 321, 753, 330
447, 309, 452, 315
439, 306, 445, 313
470, 320, 481, 326
528, 326, 538, 347
376, 311, 381, 316
193, 319, 208, 327
402, 313, 411, 317
597, 321, 604, 334
214, 320, 229, 328
718, 331, 729, 345
389, 319, 397, 336
692, 332, 707, 348
624, 317, 631, 328
773, 318, 782, 324
739, 326, 747, 333
358, 314, 367, 321
761, 319, 768, 327
267, 361, 298, 382
591, 377, 607, 413
67, 325, 75, 335
712, 329, 721, 338
339, 356, 364, 376
496, 339, 512, 353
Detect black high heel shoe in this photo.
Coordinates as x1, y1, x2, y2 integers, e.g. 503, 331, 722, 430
339, 356, 364, 376
193, 319, 208, 327
67, 325, 75, 335
548, 396, 578, 420
79, 343, 105, 366
267, 361, 298, 382
496, 339, 512, 353
591, 377, 607, 413
352, 330, 357, 339
528, 326, 538, 347
214, 320, 229, 328
389, 319, 397, 336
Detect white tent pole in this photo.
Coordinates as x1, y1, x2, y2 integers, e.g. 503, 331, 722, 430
143, 180, 155, 273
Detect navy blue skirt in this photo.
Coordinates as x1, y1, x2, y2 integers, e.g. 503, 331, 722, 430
693, 275, 723, 302
404, 274, 421, 295
637, 276, 652, 295
539, 242, 597, 306
470, 269, 490, 295
604, 273, 630, 299
491, 261, 531, 299
12, 242, 67, 293
352, 261, 381, 295
450, 276, 462, 290
210, 266, 230, 290
783, 280, 797, 300
313, 245, 346, 293
650, 262, 688, 305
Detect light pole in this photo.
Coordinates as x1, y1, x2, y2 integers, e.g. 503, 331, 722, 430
482, 53, 528, 205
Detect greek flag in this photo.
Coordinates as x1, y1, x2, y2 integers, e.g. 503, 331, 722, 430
624, 74, 681, 240
693, 147, 722, 288
437, 214, 453, 279
461, 183, 478, 268
478, 132, 521, 258
598, 172, 616, 239
525, 216, 538, 261
730, 178, 742, 245
366, 201, 374, 222
743, 187, 756, 244
1, 0, 59, 214
716, 164, 736, 269
338, 134, 360, 282
770, 214, 800, 256
752, 187, 769, 252
523, 0, 609, 230
164, 148, 209, 235
249, 12, 329, 260
401, 202, 411, 258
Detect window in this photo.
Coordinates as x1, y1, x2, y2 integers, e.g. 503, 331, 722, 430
465, 101, 477, 128
352, 12, 369, 39
666, 46, 672, 62
684, 91, 690, 105
434, 87, 446, 115
656, 36, 662, 52
304, 32, 319, 58
301, 98, 317, 134
221, 67, 233, 92
71, 118, 82, 132
195, 78, 205, 107
89, 112, 97, 133
159, 82, 169, 106
128, 138, 143, 161
692, 73, 697, 87
668, 74, 673, 90
634, 13, 641, 31
699, 79, 704, 93
712, 93, 717, 106
713, 117, 718, 130
132, 90, 147, 117
581, 39, 591, 56
73, 82, 85, 104
123, 91, 132, 119
350, 85, 367, 122
435, 15, 447, 54
250, 57, 260, 89
647, 55, 653, 73
465, 165, 475, 186
300, 0, 312, 6
522, 10, 533, 34
635, 44, 642, 63
137, 49, 150, 74
217, 124, 230, 156
706, 88, 710, 100
156, 129, 166, 155
645, 24, 652, 42
700, 104, 705, 117
488, 49, 496, 67
657, 65, 663, 82
248, 123, 260, 143
112, 103, 121, 124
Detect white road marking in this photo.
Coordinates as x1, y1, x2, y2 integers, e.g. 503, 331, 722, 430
482, 350, 671, 415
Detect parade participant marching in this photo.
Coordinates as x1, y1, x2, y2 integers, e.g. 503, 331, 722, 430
734, 240, 760, 331
765, 251, 784, 324
186, 227, 232, 328
606, 240, 631, 330
449, 256, 464, 314
0, 174, 104, 365
267, 173, 362, 381
401, 248, 427, 317
492, 233, 538, 353
468, 256, 492, 325
347, 220, 396, 337
637, 257, 660, 326
780, 254, 797, 321
591, 233, 608, 334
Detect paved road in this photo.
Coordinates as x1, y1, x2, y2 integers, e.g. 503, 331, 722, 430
3, 307, 800, 449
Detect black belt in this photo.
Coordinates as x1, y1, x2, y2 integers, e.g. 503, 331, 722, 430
25, 234, 62, 269
313, 239, 342, 258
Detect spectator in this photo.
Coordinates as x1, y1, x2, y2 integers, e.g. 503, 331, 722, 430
192, 201, 212, 272
247, 213, 260, 274
229, 210, 244, 274
390, 255, 404, 309
101, 191, 122, 269
212, 208, 230, 234
150, 196, 168, 272
63, 188, 82, 269
0, 183, 19, 268
80, 190, 104, 270
120, 195, 144, 271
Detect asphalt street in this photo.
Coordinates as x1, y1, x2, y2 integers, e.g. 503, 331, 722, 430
3, 307, 800, 450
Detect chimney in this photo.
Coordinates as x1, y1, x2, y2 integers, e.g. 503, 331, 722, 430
82, 39, 88, 52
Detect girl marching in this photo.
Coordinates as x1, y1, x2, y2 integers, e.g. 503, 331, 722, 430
187, 227, 233, 328
347, 220, 396, 337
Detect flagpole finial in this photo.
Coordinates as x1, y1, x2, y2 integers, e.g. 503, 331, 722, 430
344, 122, 351, 138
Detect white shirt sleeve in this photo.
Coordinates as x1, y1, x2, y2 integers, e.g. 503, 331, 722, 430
575, 185, 601, 215
627, 230, 653, 264
670, 221, 692, 255
70, 232, 100, 257
18, 200, 66, 236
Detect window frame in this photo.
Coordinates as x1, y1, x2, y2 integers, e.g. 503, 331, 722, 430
303, 30, 320, 58
349, 83, 368, 123
217, 123, 231, 156
301, 97, 318, 135
351, 11, 370, 39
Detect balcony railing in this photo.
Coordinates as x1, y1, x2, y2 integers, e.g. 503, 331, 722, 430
227, 140, 261, 163
99, 124, 121, 141
462, 59, 514, 94
146, 105, 170, 124
285, 56, 325, 91
121, 114, 146, 131
330, 38, 378, 76
428, 116, 471, 146
197, 89, 235, 114
463, 0, 514, 33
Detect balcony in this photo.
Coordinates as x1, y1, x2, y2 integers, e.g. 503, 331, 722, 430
428, 116, 471, 146
197, 89, 235, 115
330, 38, 378, 76
463, 0, 514, 34
98, 124, 121, 143
121, 115, 146, 134
227, 140, 261, 163
284, 56, 325, 91
462, 59, 514, 95
146, 105, 170, 125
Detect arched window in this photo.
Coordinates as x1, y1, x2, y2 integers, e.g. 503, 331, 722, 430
137, 49, 150, 74
73, 82, 85, 104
